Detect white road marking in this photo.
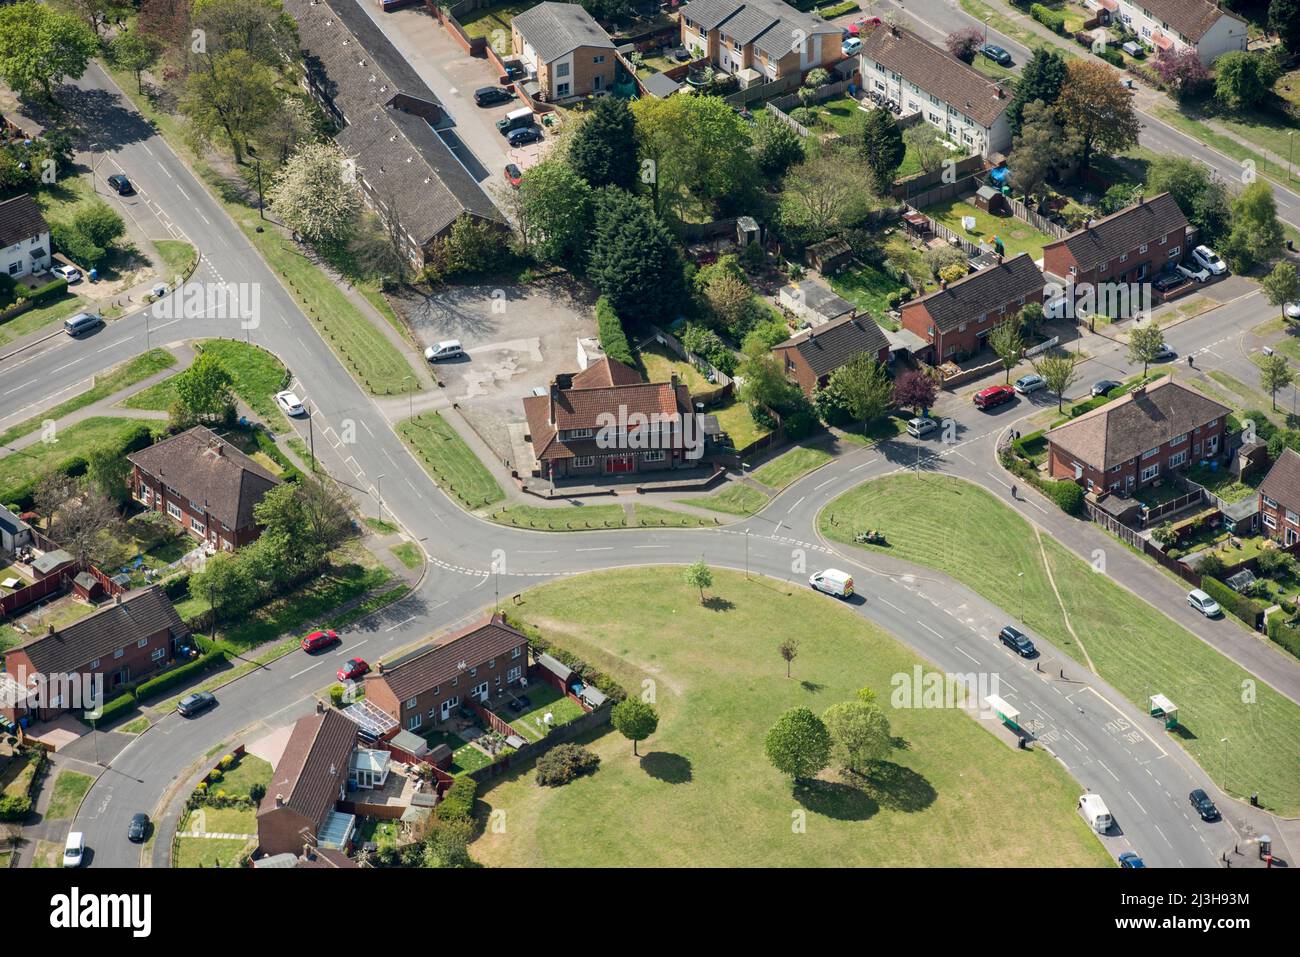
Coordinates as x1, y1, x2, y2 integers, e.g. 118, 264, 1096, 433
955, 647, 980, 664
787, 496, 805, 514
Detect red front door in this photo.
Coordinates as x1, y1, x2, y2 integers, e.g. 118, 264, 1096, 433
604, 455, 635, 474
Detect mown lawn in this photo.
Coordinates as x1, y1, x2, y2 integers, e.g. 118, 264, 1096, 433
633, 505, 718, 528
471, 567, 1112, 867
827, 261, 908, 324
819, 474, 1300, 814
153, 240, 197, 280
923, 198, 1056, 261
490, 504, 629, 530
0, 417, 159, 502
639, 342, 710, 392
0, 291, 87, 348
752, 445, 831, 490
683, 482, 770, 517
122, 340, 290, 432
458, 2, 532, 43
397, 411, 505, 509
173, 836, 254, 868
44, 770, 94, 820
390, 542, 423, 569
713, 398, 771, 452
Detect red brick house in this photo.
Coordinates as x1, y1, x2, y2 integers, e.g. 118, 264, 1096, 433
522, 357, 702, 480
0, 586, 187, 723
257, 707, 358, 857
127, 426, 281, 550
773, 312, 891, 397
899, 253, 1046, 363
364, 614, 528, 732
1258, 448, 1300, 545
1045, 376, 1229, 494
1041, 192, 1191, 292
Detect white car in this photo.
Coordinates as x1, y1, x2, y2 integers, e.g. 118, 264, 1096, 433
1191, 245, 1227, 276
275, 390, 306, 416
1285, 301, 1300, 320
842, 37, 862, 56
63, 831, 85, 868
1187, 588, 1221, 618
906, 416, 938, 438
424, 340, 464, 362
1176, 263, 1210, 283
1014, 373, 1046, 395
52, 264, 82, 283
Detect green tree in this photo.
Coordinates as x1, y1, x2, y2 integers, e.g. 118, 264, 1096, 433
518, 160, 592, 266
52, 199, 126, 268
752, 108, 804, 178
1018, 301, 1046, 337
683, 559, 713, 603
989, 319, 1024, 383
109, 29, 162, 93
1224, 181, 1284, 272
1262, 262, 1300, 319
1259, 353, 1294, 411
1214, 50, 1279, 109
858, 107, 905, 193
0, 2, 98, 104
764, 707, 831, 783
1007, 48, 1068, 135
702, 269, 752, 332
822, 700, 893, 775
587, 192, 686, 322
1147, 157, 1231, 245
827, 354, 893, 425
778, 637, 799, 678
267, 142, 360, 248
190, 0, 299, 73
1270, 0, 1300, 54
1127, 324, 1166, 376
174, 350, 236, 424
1032, 351, 1080, 412
86, 445, 131, 505
610, 698, 659, 756
180, 50, 279, 164
738, 339, 797, 412
902, 123, 945, 176
189, 551, 257, 623
891, 368, 937, 414
1056, 60, 1140, 176
1008, 99, 1080, 201
253, 478, 352, 573
567, 96, 639, 190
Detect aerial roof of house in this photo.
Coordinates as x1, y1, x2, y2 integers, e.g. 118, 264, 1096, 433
513, 2, 616, 61
0, 194, 48, 248
773, 312, 890, 379
783, 278, 854, 321
571, 356, 644, 389
10, 586, 185, 676
1045, 375, 1230, 471
0, 503, 29, 536
904, 253, 1046, 335
284, 0, 503, 242
370, 614, 527, 700
258, 708, 357, 828
128, 426, 281, 532
1259, 448, 1300, 508
682, 0, 839, 60
31, 549, 72, 575
1044, 192, 1189, 273
1137, 0, 1240, 41
858, 23, 1011, 128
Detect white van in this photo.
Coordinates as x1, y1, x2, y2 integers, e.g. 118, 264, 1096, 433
1079, 793, 1112, 834
63, 831, 85, 867
809, 568, 854, 598
496, 107, 534, 135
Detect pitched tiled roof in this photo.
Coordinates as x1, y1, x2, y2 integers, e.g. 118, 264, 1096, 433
859, 23, 1011, 128
523, 375, 691, 462
0, 194, 48, 248
1260, 448, 1300, 510
773, 312, 890, 379
1045, 376, 1229, 471
1044, 193, 1189, 273
127, 426, 280, 532
572, 357, 643, 389
259, 709, 356, 831
369, 615, 527, 701
1140, 0, 1236, 41
12, 586, 186, 676
682, 0, 840, 62
906, 254, 1046, 335
513, 2, 615, 62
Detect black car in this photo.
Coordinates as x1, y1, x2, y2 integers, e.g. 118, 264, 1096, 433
473, 86, 514, 107
106, 173, 134, 196
1189, 788, 1220, 821
981, 43, 1012, 66
1091, 379, 1122, 398
1153, 269, 1184, 293
507, 126, 543, 146
127, 812, 150, 843
998, 625, 1037, 657
177, 691, 216, 717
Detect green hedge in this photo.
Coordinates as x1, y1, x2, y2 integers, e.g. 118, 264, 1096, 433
1030, 3, 1066, 33
435, 775, 478, 822
23, 275, 69, 305
1044, 479, 1084, 515
595, 296, 634, 368
133, 649, 226, 704
1267, 616, 1300, 660
1202, 576, 1264, 629
163, 572, 192, 601
95, 693, 139, 726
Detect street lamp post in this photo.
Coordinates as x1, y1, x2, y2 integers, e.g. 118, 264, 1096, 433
1017, 571, 1025, 619
984, 14, 990, 42
377, 474, 386, 519
1289, 131, 1295, 183
403, 376, 413, 419
1220, 736, 1229, 791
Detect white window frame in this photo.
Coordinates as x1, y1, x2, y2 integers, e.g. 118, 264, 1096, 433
405, 696, 418, 711
1168, 450, 1187, 468
572, 456, 596, 468
150, 647, 165, 662
1141, 463, 1160, 482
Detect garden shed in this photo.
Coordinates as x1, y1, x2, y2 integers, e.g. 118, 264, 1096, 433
974, 184, 1007, 215
807, 237, 852, 273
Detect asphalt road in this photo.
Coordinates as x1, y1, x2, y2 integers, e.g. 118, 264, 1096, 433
1, 61, 1277, 870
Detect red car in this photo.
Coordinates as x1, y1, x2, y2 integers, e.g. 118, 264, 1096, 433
973, 384, 1016, 410
337, 658, 369, 682
300, 629, 339, 653
505, 163, 523, 187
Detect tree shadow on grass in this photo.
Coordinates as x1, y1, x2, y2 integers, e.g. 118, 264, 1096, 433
702, 595, 734, 612
793, 778, 878, 821
859, 761, 936, 813
799, 679, 826, 693
639, 751, 692, 784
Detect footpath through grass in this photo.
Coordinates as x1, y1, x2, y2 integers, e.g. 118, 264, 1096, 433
819, 473, 1300, 814
471, 567, 1111, 868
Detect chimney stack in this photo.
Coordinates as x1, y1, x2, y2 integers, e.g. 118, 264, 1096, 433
316, 699, 325, 714
1137, 193, 1144, 205
378, 661, 385, 674
275, 793, 285, 807
47, 624, 55, 635
548, 381, 558, 426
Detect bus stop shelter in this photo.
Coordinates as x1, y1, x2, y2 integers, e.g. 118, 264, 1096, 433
984, 694, 1021, 732
1149, 693, 1179, 730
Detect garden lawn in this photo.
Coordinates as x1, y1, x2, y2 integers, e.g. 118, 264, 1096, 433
0, 291, 87, 348
752, 444, 831, 490
44, 770, 94, 820
819, 474, 1300, 814
0, 417, 158, 502
639, 342, 711, 392
0, 349, 174, 446
398, 412, 505, 509
423, 731, 494, 775
208, 753, 273, 803
682, 483, 770, 516
471, 567, 1111, 867
173, 836, 254, 868
828, 261, 908, 323
810, 95, 867, 136
1183, 463, 1258, 504
458, 2, 532, 41
923, 198, 1056, 261
713, 398, 771, 451
500, 683, 585, 743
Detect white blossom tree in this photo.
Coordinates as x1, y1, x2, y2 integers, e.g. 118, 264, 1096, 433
267, 142, 361, 247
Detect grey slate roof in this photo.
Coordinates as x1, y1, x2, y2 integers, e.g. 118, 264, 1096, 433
513, 2, 615, 62
641, 71, 682, 98
14, 586, 186, 676
31, 550, 72, 575
682, 0, 840, 62
370, 614, 527, 701
1260, 448, 1300, 511
773, 312, 890, 379
1045, 193, 1189, 273
1045, 376, 1230, 472
907, 253, 1046, 335
1140, 0, 1237, 41
0, 504, 28, 536
784, 278, 853, 322
0, 194, 47, 248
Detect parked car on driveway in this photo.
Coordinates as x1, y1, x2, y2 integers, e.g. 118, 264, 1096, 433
842, 37, 862, 56
275, 390, 306, 416
106, 173, 134, 195
52, 264, 82, 283
301, 629, 339, 653
906, 416, 938, 438
981, 43, 1012, 65
1014, 373, 1046, 395
1153, 268, 1185, 293
998, 625, 1036, 657
1189, 788, 1220, 821
973, 384, 1015, 410
1177, 262, 1210, 283
506, 125, 543, 147
1285, 301, 1300, 320
424, 340, 464, 362
338, 658, 369, 682
1191, 245, 1227, 276
1187, 588, 1221, 617
1091, 379, 1121, 397
177, 691, 216, 717
473, 86, 514, 107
